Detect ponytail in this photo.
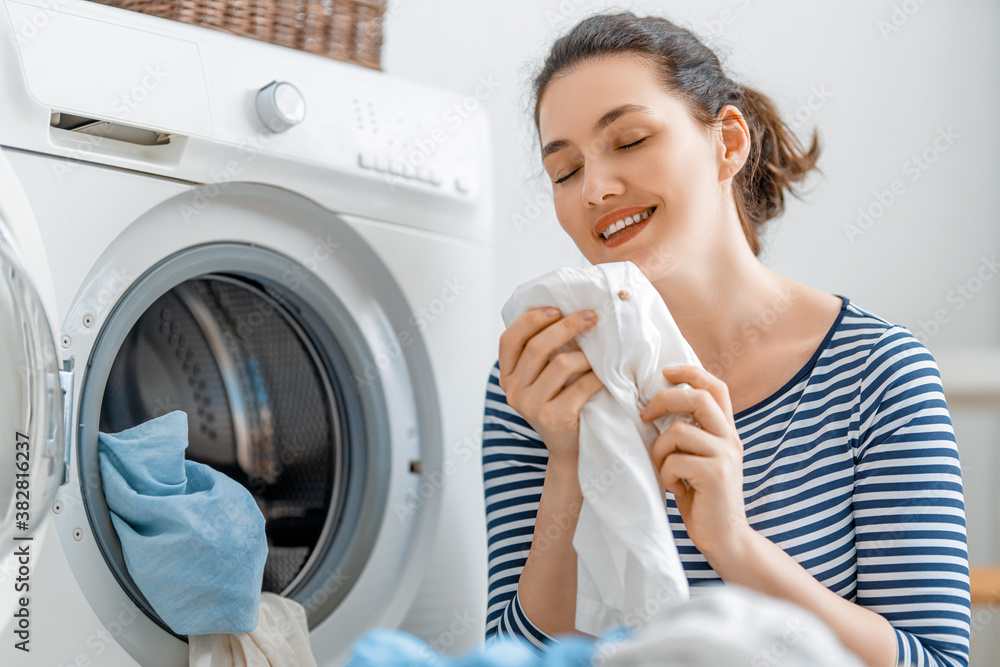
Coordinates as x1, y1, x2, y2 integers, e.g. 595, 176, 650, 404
732, 85, 822, 256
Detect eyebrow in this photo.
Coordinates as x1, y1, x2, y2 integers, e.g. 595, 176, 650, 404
541, 103, 650, 160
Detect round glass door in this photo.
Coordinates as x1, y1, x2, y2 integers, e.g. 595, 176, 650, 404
0, 222, 65, 554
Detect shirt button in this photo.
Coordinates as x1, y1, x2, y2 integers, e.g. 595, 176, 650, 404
618, 289, 630, 300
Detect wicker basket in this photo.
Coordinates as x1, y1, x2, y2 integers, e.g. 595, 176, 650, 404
89, 0, 387, 70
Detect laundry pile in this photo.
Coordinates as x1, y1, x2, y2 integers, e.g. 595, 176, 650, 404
346, 585, 865, 666
98, 410, 316, 666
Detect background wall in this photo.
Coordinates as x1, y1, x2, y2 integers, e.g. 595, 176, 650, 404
382, 1, 1000, 663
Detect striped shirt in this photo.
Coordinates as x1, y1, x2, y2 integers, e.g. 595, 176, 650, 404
482, 294, 971, 667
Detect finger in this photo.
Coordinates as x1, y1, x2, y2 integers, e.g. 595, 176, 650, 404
552, 369, 605, 410
661, 366, 736, 429
658, 451, 711, 498
504, 310, 598, 390
640, 383, 729, 437
650, 421, 718, 469
533, 350, 593, 396
498, 307, 561, 377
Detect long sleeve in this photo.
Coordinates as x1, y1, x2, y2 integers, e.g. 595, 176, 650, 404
853, 326, 971, 667
481, 361, 558, 652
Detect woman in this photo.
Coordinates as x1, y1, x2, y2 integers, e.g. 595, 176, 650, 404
483, 12, 970, 667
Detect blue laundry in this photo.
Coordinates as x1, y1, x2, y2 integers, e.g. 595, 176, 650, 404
345, 628, 596, 666
98, 410, 267, 635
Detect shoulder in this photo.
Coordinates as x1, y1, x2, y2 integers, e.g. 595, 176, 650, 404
836, 301, 953, 453
840, 300, 942, 391
823, 297, 936, 379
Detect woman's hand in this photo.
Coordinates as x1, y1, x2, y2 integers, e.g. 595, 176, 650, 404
640, 365, 753, 564
498, 307, 604, 464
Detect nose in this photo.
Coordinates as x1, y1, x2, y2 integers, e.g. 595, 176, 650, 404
581, 160, 624, 207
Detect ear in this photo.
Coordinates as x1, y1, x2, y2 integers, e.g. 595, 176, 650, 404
715, 104, 750, 182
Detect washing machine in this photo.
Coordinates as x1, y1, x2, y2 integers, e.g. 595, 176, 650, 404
0, 0, 493, 663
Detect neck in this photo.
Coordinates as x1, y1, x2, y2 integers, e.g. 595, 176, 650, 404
647, 210, 796, 379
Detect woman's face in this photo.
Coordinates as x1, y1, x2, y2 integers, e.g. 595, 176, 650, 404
537, 55, 736, 280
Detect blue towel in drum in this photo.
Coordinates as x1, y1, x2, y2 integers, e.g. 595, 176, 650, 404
98, 410, 267, 635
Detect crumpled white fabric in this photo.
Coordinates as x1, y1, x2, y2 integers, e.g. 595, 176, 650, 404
595, 584, 866, 666
501, 260, 699, 636
188, 593, 317, 667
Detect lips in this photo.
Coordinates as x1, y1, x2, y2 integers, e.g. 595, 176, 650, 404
594, 206, 656, 239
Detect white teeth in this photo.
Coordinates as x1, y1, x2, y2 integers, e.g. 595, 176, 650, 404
602, 207, 654, 239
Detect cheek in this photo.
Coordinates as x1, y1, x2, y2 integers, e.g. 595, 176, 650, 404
553, 195, 583, 236
635, 151, 708, 210
618, 150, 665, 193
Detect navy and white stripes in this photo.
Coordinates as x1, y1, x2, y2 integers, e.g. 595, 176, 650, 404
482, 295, 970, 666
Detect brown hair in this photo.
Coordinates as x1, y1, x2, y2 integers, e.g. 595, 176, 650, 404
532, 12, 821, 256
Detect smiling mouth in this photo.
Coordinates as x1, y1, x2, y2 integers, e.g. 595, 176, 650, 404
601, 207, 655, 240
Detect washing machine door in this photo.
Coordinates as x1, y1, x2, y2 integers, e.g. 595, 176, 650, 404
0, 160, 66, 554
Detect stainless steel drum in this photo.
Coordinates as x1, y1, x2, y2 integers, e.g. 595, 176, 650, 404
101, 274, 342, 594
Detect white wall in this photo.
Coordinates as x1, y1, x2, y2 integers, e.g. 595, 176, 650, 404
383, 1, 1000, 663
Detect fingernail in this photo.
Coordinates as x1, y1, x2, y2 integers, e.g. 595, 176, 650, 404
662, 366, 680, 373
544, 307, 560, 318
581, 310, 597, 323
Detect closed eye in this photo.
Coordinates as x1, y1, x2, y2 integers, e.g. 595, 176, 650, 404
618, 137, 647, 150
554, 168, 579, 185
553, 137, 645, 183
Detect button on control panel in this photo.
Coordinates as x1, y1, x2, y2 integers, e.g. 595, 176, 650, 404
357, 151, 447, 188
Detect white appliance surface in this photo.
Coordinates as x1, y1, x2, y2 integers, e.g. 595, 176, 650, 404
0, 1, 494, 664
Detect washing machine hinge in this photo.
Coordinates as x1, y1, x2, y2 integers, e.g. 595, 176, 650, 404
58, 369, 74, 486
